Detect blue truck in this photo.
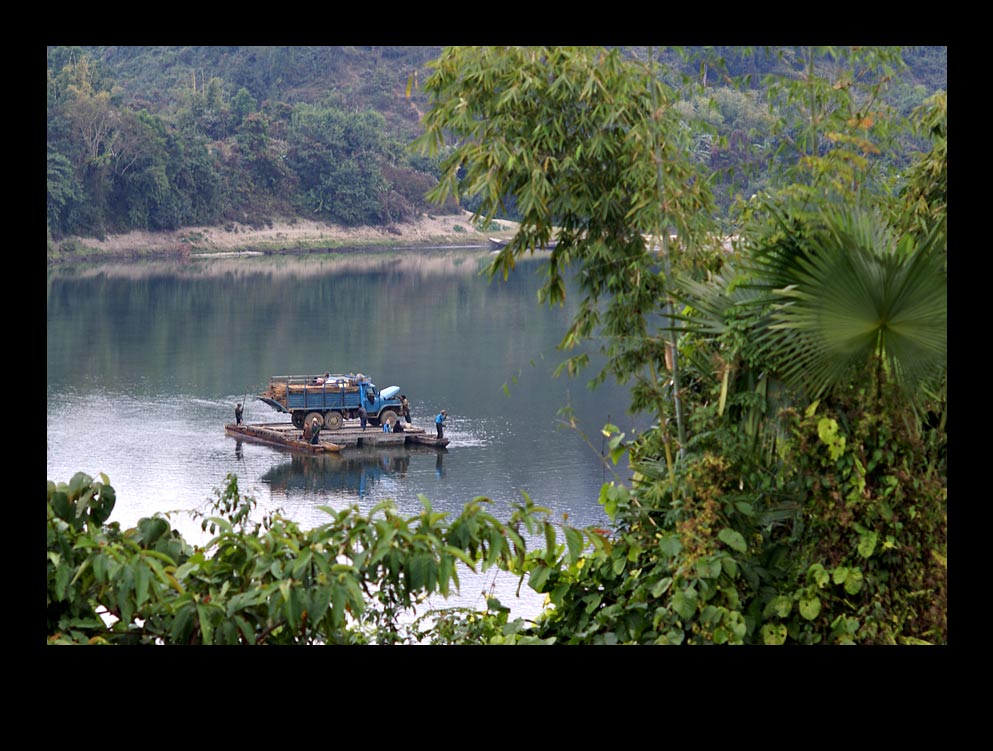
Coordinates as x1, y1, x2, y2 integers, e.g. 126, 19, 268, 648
258, 373, 402, 431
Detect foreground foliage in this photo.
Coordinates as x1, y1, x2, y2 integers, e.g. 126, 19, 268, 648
526, 385, 946, 644
47, 472, 566, 644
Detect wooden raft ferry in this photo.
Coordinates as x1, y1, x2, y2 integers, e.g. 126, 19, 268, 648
225, 420, 449, 454
225, 422, 343, 453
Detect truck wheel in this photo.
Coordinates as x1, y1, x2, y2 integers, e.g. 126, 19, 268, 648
379, 409, 398, 428
292, 412, 305, 429
305, 412, 324, 428
323, 411, 343, 430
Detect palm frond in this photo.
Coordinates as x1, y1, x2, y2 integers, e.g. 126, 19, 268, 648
748, 205, 946, 407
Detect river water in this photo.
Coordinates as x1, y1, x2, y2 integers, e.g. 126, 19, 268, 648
46, 246, 649, 620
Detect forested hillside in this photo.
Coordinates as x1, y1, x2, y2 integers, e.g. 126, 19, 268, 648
46, 46, 946, 245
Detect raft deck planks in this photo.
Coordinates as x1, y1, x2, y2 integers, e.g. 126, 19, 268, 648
225, 423, 343, 453
225, 419, 449, 453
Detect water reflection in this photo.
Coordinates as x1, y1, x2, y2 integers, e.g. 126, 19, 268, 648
262, 446, 449, 498
47, 246, 499, 283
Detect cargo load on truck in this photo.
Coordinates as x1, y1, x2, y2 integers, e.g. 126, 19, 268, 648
257, 373, 402, 431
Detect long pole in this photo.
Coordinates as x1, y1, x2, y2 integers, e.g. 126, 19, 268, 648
648, 46, 686, 462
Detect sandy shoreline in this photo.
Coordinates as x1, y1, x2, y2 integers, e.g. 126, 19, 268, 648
49, 211, 518, 263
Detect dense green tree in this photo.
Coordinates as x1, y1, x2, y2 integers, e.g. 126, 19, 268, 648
47, 49, 225, 237
234, 112, 293, 197
417, 46, 715, 431
896, 91, 946, 248
415, 45, 946, 644
47, 149, 83, 238
648, 202, 947, 643
285, 102, 390, 225
231, 86, 258, 125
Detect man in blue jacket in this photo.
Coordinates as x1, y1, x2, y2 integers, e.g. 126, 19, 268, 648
435, 409, 447, 440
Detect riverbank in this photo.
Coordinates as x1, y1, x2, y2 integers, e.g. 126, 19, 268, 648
47, 211, 519, 265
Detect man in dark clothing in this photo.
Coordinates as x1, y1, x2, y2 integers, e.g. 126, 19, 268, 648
358, 404, 368, 430
310, 417, 321, 445
235, 403, 243, 425
400, 395, 411, 424
393, 419, 405, 433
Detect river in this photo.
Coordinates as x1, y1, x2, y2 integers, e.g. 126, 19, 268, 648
46, 246, 649, 619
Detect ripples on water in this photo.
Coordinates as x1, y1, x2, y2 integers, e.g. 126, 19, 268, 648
48, 252, 648, 622
48, 391, 628, 620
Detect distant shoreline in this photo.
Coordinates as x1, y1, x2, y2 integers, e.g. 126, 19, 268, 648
47, 211, 518, 265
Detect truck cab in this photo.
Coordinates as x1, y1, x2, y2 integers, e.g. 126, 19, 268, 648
359, 383, 401, 418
